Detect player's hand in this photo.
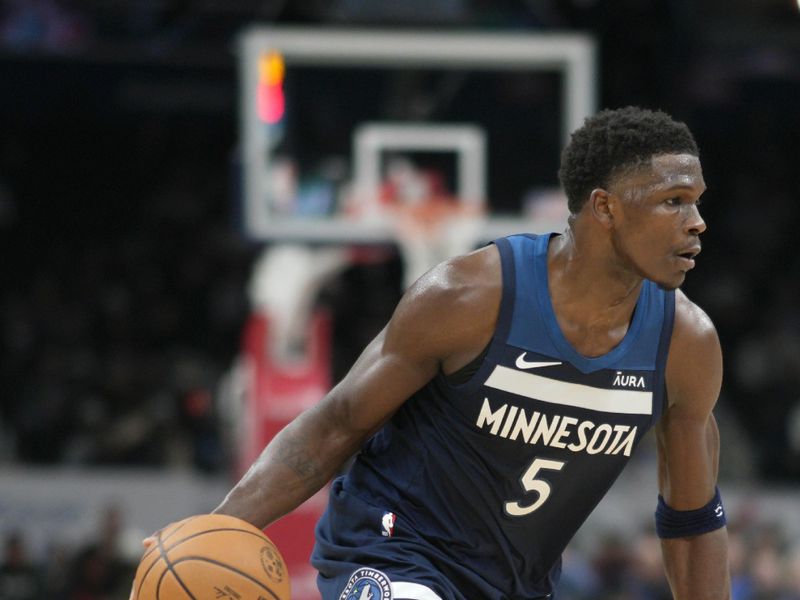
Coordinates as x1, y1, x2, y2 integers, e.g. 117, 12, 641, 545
130, 531, 161, 599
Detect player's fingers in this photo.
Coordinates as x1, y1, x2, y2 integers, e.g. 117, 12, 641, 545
142, 535, 156, 550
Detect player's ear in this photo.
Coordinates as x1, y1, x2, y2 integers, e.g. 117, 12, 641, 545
590, 188, 615, 228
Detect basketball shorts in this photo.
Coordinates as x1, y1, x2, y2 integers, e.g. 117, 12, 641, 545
312, 478, 457, 600
321, 567, 444, 600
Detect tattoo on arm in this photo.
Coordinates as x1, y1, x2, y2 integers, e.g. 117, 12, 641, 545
274, 436, 327, 491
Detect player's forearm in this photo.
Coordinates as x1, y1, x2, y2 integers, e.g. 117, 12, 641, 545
213, 403, 361, 529
661, 528, 730, 600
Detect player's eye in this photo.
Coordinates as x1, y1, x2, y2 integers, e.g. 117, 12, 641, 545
665, 197, 681, 207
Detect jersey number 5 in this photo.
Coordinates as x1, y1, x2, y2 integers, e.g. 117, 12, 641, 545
505, 457, 565, 517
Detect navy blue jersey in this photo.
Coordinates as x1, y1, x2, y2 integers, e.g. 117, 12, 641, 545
312, 233, 675, 600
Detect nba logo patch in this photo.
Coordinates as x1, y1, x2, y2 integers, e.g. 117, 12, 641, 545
381, 512, 396, 538
338, 567, 393, 600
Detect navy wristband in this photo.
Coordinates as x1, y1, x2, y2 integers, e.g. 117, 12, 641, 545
655, 486, 727, 539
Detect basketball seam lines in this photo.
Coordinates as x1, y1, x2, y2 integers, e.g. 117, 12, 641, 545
169, 556, 283, 600
135, 524, 284, 600
141, 516, 199, 563
156, 528, 198, 600
163, 528, 271, 553
136, 516, 201, 599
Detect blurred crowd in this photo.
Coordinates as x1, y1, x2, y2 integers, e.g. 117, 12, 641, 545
0, 507, 135, 600
559, 523, 800, 600
0, 141, 255, 471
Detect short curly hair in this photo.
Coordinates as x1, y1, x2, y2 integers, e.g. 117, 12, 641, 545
558, 106, 699, 214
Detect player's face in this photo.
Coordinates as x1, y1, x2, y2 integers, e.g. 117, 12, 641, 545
608, 153, 706, 290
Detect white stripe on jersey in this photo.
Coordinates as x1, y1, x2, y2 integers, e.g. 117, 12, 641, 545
391, 581, 444, 600
484, 366, 652, 415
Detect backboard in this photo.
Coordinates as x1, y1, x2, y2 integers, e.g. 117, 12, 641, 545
237, 27, 598, 245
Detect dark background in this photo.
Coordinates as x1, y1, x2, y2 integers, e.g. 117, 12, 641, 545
1, 0, 800, 479
2, 2, 800, 600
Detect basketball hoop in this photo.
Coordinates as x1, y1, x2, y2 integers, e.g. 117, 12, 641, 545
388, 196, 485, 288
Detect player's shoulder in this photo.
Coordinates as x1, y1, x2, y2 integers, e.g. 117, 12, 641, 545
671, 288, 720, 350
403, 243, 502, 310
664, 289, 722, 409
387, 245, 502, 353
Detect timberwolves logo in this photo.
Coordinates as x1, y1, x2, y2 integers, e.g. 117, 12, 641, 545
338, 568, 393, 600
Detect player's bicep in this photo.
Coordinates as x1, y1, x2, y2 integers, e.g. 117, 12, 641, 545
323, 262, 485, 437
317, 248, 499, 449
327, 323, 440, 436
657, 292, 723, 508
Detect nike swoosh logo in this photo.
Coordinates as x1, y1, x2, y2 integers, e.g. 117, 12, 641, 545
515, 353, 562, 370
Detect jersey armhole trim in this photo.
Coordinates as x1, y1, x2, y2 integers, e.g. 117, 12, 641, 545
651, 289, 676, 426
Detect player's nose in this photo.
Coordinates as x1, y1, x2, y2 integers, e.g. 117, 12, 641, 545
685, 203, 706, 235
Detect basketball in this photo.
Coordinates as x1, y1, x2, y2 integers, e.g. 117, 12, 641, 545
131, 514, 290, 600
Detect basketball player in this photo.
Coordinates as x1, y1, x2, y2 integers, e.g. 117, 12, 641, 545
154, 107, 731, 599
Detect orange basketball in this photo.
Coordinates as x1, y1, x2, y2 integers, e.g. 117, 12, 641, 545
131, 514, 291, 600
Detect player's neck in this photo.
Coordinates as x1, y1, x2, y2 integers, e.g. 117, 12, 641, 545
547, 228, 643, 334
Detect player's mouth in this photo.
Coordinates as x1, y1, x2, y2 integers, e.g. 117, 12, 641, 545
675, 245, 701, 270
